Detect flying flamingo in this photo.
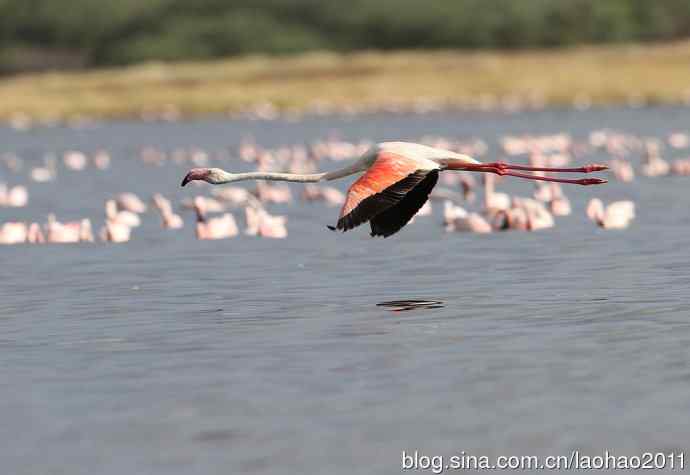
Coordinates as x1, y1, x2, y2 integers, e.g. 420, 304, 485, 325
181, 142, 607, 237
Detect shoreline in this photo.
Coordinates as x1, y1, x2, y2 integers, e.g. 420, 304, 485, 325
3, 41, 690, 124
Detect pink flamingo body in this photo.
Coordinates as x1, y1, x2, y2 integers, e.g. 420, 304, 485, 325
0, 184, 28, 207
443, 201, 492, 234
254, 181, 292, 204
181, 196, 226, 213
244, 206, 287, 238
30, 156, 57, 183
586, 199, 635, 230
46, 215, 93, 243
301, 184, 346, 207
0, 222, 28, 244
491, 208, 530, 231
257, 216, 288, 239
671, 159, 690, 176
608, 158, 635, 182
92, 150, 111, 170
152, 194, 184, 229
27, 223, 45, 243
211, 187, 261, 208
641, 140, 670, 177
63, 151, 88, 171
668, 132, 689, 149
101, 202, 134, 242
194, 197, 238, 240
106, 200, 140, 227
163, 212, 184, 229
181, 142, 607, 238
100, 221, 131, 243
534, 183, 571, 216
483, 174, 511, 212
116, 193, 147, 214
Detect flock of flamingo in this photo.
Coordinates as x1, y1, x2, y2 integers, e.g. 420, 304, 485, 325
1, 128, 688, 245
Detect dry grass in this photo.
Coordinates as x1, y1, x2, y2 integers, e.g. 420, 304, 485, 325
3, 41, 690, 121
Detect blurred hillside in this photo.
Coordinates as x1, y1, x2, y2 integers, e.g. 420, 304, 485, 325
2, 0, 690, 74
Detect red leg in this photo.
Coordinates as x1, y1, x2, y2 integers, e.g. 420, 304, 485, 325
464, 162, 608, 174
499, 170, 606, 185
468, 166, 607, 185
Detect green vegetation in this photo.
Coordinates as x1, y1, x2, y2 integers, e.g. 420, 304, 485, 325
2, 0, 690, 73
3, 41, 690, 121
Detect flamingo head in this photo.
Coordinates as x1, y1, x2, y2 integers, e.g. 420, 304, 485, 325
181, 168, 228, 186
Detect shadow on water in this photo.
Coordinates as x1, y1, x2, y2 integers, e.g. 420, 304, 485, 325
376, 299, 445, 312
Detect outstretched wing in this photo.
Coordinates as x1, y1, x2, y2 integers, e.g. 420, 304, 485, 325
369, 169, 438, 237
336, 151, 439, 233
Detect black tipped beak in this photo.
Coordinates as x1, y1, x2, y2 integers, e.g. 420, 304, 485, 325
181, 174, 191, 187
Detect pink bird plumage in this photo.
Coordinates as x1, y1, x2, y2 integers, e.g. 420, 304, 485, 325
181, 142, 607, 238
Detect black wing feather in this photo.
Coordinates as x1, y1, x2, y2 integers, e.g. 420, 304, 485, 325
336, 170, 435, 233
369, 169, 438, 237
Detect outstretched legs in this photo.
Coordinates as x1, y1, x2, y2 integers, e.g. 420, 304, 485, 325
451, 162, 608, 185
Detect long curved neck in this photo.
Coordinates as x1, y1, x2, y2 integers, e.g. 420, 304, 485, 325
215, 159, 367, 184
194, 205, 206, 223
221, 171, 327, 183
484, 174, 494, 207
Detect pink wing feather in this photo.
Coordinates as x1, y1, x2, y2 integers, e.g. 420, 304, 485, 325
336, 151, 439, 232
340, 152, 431, 219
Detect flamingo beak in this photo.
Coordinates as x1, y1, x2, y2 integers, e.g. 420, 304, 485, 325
181, 168, 206, 187
181, 172, 192, 187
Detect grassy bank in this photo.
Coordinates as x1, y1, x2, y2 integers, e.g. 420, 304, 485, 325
3, 41, 690, 122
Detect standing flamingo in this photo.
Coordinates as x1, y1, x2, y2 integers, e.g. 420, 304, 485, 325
0, 222, 28, 244
443, 201, 492, 234
182, 142, 607, 237
152, 194, 184, 229
193, 197, 238, 240
0, 184, 29, 207
586, 199, 635, 230
244, 206, 287, 238
46, 215, 94, 243
27, 223, 45, 244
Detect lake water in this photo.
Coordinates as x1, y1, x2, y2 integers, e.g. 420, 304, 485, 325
1, 107, 689, 474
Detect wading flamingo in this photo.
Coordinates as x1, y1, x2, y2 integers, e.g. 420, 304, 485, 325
105, 200, 141, 227
100, 220, 131, 243
0, 222, 27, 244
244, 206, 287, 238
586, 199, 635, 230
193, 197, 238, 240
443, 201, 492, 234
152, 194, 183, 229
46, 215, 94, 243
182, 142, 607, 238
27, 223, 45, 244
